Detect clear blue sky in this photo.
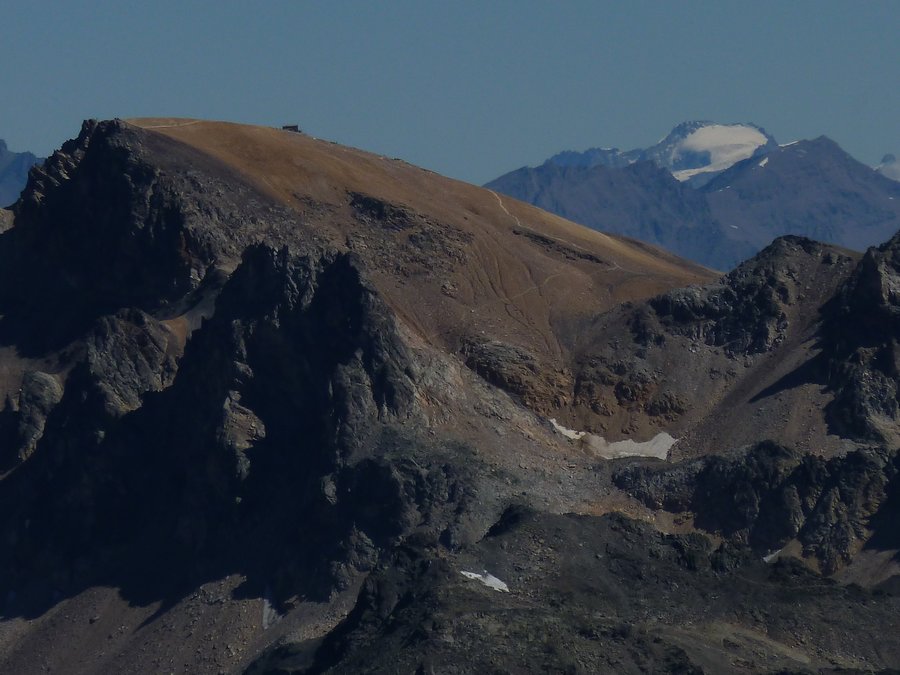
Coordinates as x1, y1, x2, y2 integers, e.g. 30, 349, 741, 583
2, 1, 898, 184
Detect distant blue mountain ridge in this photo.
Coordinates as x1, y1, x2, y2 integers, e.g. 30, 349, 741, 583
486, 121, 900, 270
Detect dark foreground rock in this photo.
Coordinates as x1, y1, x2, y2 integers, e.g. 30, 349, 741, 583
0, 244, 497, 617
615, 441, 900, 575
821, 230, 900, 444
250, 509, 900, 674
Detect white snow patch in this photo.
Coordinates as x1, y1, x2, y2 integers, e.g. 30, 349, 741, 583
262, 585, 281, 628
763, 548, 783, 563
550, 418, 585, 440
550, 419, 677, 459
672, 124, 768, 181
758, 157, 769, 168
460, 570, 509, 592
584, 432, 678, 459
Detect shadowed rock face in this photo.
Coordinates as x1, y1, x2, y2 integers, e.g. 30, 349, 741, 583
615, 441, 900, 575
614, 232, 900, 451
2, 119, 900, 673
821, 231, 900, 443
0, 139, 42, 208
0, 120, 315, 355
6, 122, 198, 321
0, 122, 507, 631
0, 243, 487, 616
646, 236, 835, 355
256, 509, 900, 674
563, 236, 863, 453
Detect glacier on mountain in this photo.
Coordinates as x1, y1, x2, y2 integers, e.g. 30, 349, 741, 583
670, 124, 769, 181
543, 121, 776, 186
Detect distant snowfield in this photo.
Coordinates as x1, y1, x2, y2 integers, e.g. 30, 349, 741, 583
672, 124, 768, 181
550, 419, 677, 459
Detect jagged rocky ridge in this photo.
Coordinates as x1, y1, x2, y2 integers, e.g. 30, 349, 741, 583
0, 123, 500, 616
1, 120, 900, 673
257, 506, 900, 674
0, 245, 464, 605
820, 233, 900, 444
561, 236, 864, 453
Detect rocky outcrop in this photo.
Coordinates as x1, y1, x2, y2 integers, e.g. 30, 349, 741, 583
0, 120, 311, 354
821, 231, 900, 443
643, 236, 855, 355
256, 509, 900, 673
572, 354, 683, 425
0, 208, 12, 233
347, 191, 472, 280
0, 244, 491, 612
81, 309, 181, 416
0, 371, 63, 468
462, 340, 570, 413
7, 121, 201, 317
0, 308, 178, 473
615, 441, 900, 574
566, 236, 858, 440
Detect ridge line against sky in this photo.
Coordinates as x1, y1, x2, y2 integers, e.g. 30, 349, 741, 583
2, 1, 899, 185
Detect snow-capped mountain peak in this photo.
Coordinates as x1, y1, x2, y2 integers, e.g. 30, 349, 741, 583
644, 121, 776, 182
543, 121, 777, 186
667, 124, 771, 180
